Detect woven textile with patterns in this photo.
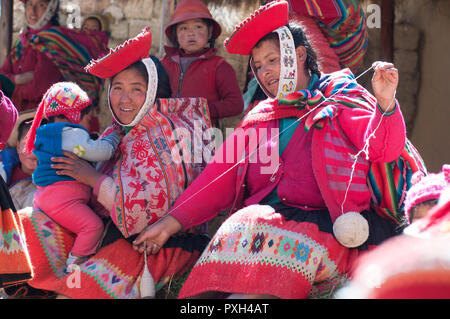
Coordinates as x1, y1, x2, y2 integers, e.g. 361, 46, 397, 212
107, 97, 213, 237
288, 0, 368, 71
17, 97, 212, 298
177, 68, 426, 299
0, 177, 32, 288
10, 26, 108, 103
239, 68, 426, 224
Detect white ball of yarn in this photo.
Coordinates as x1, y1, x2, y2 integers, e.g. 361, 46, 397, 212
140, 265, 155, 299
333, 212, 369, 248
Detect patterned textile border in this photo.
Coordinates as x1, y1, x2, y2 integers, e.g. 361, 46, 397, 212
197, 220, 339, 284
30, 208, 70, 279
179, 205, 357, 298
22, 208, 204, 299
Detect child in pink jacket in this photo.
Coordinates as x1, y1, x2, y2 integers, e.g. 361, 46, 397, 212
25, 82, 120, 270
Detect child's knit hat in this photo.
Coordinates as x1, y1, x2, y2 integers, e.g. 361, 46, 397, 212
404, 164, 450, 222
165, 0, 222, 43
25, 82, 92, 154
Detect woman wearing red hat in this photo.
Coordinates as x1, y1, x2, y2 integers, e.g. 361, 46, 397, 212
161, 0, 244, 127
0, 0, 108, 112
0, 0, 63, 112
14, 27, 213, 299
133, 1, 425, 299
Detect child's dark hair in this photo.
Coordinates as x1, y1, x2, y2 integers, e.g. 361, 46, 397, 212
17, 120, 33, 142
46, 104, 93, 123
17, 117, 48, 142
254, 22, 321, 79
83, 16, 102, 30
111, 56, 172, 99
203, 19, 216, 48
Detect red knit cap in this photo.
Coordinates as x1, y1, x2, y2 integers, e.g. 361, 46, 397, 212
25, 81, 91, 153
165, 0, 221, 43
404, 164, 450, 222
224, 0, 289, 55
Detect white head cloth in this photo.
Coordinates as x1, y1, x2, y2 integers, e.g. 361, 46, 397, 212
251, 26, 298, 100
26, 0, 59, 30
108, 57, 158, 127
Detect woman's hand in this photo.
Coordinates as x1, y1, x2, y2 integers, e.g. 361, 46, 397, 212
14, 71, 34, 85
133, 215, 183, 255
51, 151, 102, 188
371, 61, 399, 112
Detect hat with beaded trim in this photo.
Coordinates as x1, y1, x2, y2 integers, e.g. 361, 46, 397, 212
224, 1, 296, 100
85, 27, 158, 127
85, 26, 152, 79
224, 0, 289, 56
25, 81, 92, 154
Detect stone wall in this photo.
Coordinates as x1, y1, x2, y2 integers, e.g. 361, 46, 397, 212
359, 0, 421, 132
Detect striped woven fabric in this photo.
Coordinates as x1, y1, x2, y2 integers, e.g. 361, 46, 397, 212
241, 68, 426, 224
289, 0, 368, 71
10, 27, 106, 102
104, 97, 212, 238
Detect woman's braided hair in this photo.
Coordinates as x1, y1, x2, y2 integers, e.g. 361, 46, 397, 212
288, 22, 321, 78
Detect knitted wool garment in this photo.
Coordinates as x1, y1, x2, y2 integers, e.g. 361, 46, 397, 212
404, 164, 450, 222
25, 82, 91, 154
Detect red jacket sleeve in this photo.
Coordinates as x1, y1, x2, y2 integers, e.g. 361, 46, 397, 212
337, 101, 406, 163
207, 62, 244, 120
0, 53, 16, 83
15, 50, 63, 101
169, 127, 251, 229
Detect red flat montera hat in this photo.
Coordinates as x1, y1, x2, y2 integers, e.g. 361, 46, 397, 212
85, 27, 152, 79
224, 0, 289, 55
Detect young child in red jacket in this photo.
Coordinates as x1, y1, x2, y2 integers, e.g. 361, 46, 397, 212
161, 0, 244, 127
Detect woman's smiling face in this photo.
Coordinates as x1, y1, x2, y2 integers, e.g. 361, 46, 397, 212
25, 0, 49, 26
109, 67, 148, 126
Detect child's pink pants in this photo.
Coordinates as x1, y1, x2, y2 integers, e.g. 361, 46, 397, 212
34, 181, 104, 256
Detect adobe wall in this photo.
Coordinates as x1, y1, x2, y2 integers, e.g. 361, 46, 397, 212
359, 0, 449, 172
395, 0, 450, 173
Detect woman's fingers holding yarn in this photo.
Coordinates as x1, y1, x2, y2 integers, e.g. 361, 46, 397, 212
133, 215, 182, 255
133, 240, 161, 255
371, 61, 399, 111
